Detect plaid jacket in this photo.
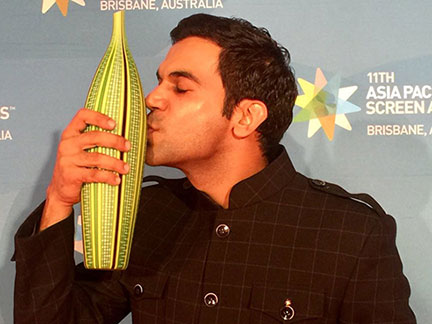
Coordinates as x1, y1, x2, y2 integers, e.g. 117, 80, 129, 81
14, 146, 416, 323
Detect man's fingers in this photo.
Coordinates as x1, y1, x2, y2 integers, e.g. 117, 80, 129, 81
78, 131, 130, 152
76, 152, 130, 175
62, 109, 116, 139
80, 168, 122, 186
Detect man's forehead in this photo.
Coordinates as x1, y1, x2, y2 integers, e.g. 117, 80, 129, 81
157, 36, 221, 78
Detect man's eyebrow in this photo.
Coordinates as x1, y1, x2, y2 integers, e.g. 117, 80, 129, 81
156, 70, 201, 84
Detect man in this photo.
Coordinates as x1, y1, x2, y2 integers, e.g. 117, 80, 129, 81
14, 14, 416, 323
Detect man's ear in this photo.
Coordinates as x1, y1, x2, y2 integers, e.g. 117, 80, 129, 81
232, 99, 268, 138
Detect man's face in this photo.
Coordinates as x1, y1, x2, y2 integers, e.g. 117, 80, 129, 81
145, 36, 231, 169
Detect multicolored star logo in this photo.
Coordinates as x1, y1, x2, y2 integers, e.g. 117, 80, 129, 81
293, 68, 361, 141
42, 0, 86, 16
74, 214, 83, 254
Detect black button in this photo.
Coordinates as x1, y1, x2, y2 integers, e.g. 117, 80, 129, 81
311, 179, 326, 187
280, 299, 295, 321
203, 292, 219, 307
133, 284, 144, 296
215, 224, 230, 238
183, 180, 192, 189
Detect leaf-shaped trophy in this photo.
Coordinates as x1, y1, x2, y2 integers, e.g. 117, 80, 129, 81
81, 11, 146, 270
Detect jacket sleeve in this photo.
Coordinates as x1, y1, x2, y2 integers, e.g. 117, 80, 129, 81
13, 202, 130, 324
339, 213, 416, 323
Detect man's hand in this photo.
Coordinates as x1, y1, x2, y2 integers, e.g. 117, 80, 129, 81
40, 109, 131, 231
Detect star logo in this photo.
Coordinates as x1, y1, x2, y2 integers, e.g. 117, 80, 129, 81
293, 68, 361, 141
74, 214, 83, 254
41, 0, 86, 16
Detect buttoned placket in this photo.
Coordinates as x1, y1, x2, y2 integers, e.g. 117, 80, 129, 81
198, 202, 269, 324
198, 206, 233, 322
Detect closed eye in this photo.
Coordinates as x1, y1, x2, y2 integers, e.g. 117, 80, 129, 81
175, 86, 188, 94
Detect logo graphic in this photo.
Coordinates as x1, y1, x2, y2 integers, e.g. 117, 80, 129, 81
42, 0, 86, 16
74, 214, 83, 254
293, 68, 361, 141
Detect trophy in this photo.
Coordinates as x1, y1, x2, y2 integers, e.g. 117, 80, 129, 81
81, 11, 146, 270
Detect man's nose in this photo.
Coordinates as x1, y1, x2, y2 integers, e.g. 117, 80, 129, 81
146, 85, 167, 112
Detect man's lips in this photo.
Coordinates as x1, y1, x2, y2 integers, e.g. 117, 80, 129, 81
147, 124, 159, 134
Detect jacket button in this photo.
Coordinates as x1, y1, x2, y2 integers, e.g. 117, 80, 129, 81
133, 284, 144, 297
215, 224, 230, 238
280, 299, 295, 321
203, 292, 219, 307
183, 180, 192, 189
311, 179, 326, 187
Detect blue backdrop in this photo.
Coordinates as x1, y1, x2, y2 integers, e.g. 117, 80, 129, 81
1, 1, 431, 323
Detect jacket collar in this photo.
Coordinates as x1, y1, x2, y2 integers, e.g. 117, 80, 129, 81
228, 145, 297, 209
187, 145, 297, 210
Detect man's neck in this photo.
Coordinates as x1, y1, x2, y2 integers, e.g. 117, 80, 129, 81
181, 147, 267, 208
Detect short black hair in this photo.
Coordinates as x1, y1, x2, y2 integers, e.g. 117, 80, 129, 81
170, 14, 298, 158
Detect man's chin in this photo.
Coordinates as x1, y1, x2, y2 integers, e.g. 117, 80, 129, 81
145, 146, 179, 168
145, 155, 159, 166
145, 155, 178, 168
145, 152, 166, 167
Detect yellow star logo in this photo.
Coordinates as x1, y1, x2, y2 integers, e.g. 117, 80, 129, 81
41, 0, 86, 16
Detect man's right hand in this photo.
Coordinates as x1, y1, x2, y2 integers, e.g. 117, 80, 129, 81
40, 108, 131, 231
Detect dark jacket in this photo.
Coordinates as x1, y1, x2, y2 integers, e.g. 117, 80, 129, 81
13, 146, 416, 323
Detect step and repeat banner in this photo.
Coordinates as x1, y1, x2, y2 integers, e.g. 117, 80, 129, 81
1, 0, 431, 323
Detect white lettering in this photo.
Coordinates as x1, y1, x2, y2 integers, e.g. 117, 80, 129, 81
403, 85, 432, 99
0, 130, 12, 140
366, 85, 402, 100
161, 0, 172, 9
100, 0, 157, 10
366, 101, 425, 115
367, 72, 395, 83
367, 124, 425, 136
160, 0, 222, 9
366, 86, 377, 99
0, 106, 10, 120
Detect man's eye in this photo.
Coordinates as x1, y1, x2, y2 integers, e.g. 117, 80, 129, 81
175, 86, 188, 94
